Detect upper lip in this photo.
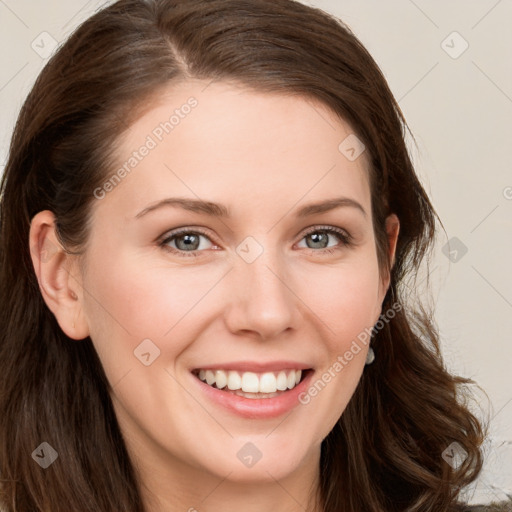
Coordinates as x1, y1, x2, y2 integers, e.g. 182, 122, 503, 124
191, 361, 313, 373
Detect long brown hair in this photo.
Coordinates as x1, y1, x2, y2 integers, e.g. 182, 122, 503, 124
0, 0, 485, 510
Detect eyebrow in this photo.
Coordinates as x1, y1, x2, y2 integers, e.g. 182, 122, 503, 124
134, 196, 367, 219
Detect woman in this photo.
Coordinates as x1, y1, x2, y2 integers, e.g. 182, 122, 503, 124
0, 0, 486, 510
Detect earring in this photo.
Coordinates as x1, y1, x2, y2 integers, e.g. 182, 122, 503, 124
365, 346, 375, 365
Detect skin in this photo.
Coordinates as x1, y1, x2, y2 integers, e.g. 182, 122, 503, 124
30, 79, 399, 512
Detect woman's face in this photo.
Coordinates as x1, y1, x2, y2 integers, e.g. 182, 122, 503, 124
65, 80, 397, 486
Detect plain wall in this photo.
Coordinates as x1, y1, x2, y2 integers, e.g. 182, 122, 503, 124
0, 0, 510, 505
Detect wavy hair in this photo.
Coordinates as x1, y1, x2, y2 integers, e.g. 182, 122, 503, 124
0, 0, 485, 510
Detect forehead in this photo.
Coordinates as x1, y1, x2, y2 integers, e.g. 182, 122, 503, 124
92, 80, 371, 222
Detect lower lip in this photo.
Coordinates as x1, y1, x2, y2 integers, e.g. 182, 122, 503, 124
192, 370, 314, 419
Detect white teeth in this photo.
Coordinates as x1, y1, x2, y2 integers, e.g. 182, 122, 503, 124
205, 370, 215, 386
241, 372, 259, 393
227, 371, 241, 390
276, 371, 288, 391
196, 368, 303, 394
287, 371, 296, 389
259, 372, 277, 393
215, 370, 227, 389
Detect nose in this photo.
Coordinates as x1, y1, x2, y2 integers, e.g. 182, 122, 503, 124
222, 245, 300, 340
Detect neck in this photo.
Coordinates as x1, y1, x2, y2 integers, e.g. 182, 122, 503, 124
137, 445, 323, 512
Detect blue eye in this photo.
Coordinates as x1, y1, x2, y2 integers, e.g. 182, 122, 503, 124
159, 225, 352, 258
297, 226, 352, 255
160, 228, 214, 257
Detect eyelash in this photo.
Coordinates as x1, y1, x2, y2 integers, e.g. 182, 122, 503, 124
158, 225, 353, 259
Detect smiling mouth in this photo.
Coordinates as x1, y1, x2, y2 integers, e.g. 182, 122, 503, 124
192, 368, 312, 399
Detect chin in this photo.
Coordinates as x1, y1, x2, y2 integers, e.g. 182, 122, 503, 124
191, 435, 317, 484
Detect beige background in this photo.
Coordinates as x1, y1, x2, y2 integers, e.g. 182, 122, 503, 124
1, 0, 511, 505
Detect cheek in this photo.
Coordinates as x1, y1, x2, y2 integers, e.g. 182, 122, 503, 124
79, 238, 384, 470
295, 254, 382, 343
292, 255, 382, 429
82, 237, 382, 389
81, 247, 228, 377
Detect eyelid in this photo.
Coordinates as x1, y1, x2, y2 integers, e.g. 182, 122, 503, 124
160, 226, 214, 241
158, 226, 218, 255
159, 224, 353, 257
300, 224, 351, 241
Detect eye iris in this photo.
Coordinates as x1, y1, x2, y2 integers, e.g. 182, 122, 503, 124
308, 231, 328, 249
176, 234, 199, 251
169, 229, 339, 253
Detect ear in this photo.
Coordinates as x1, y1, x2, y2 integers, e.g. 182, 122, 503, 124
386, 213, 400, 270
29, 210, 90, 340
379, 213, 400, 299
